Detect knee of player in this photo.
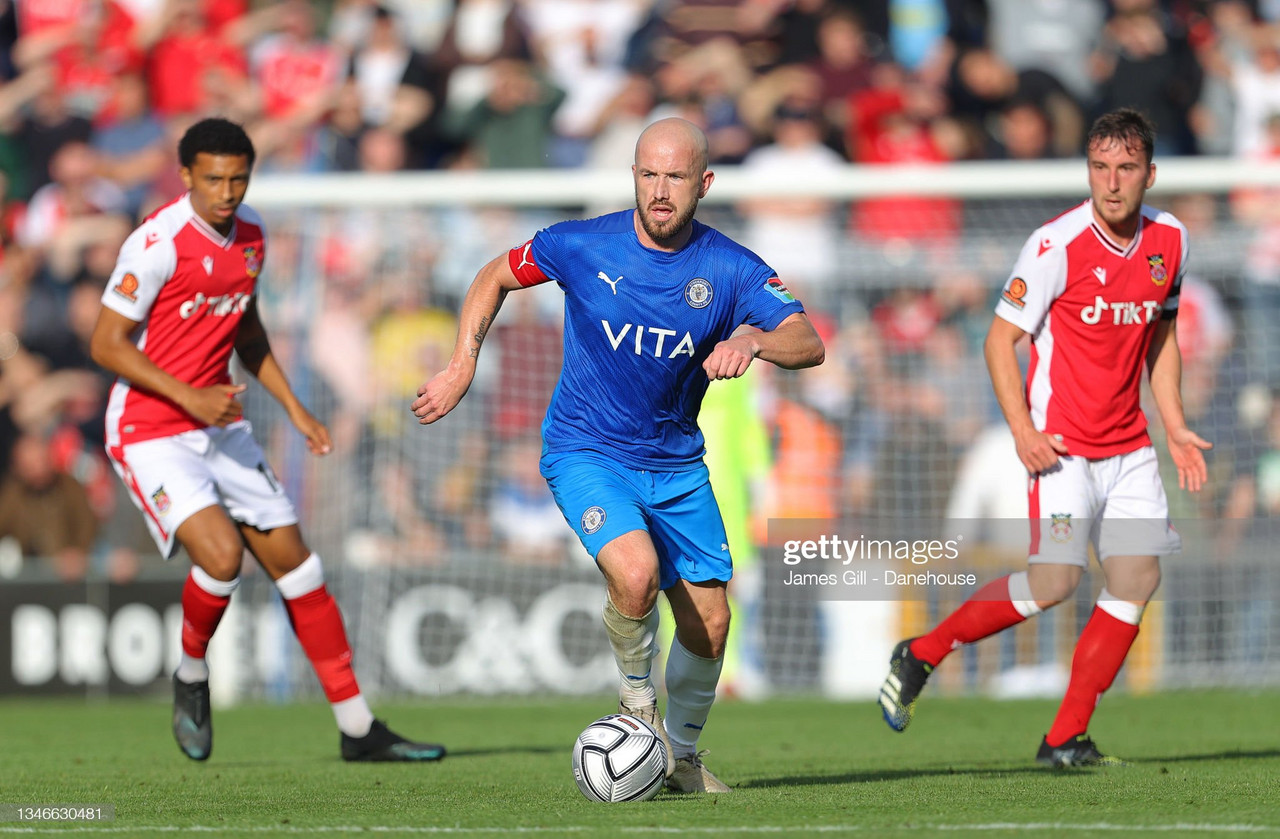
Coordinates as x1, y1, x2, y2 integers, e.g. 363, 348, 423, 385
1104, 559, 1162, 601
1027, 565, 1083, 607
190, 541, 246, 582
609, 570, 661, 612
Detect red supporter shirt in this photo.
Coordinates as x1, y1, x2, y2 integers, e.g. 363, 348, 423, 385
254, 36, 342, 118
149, 32, 247, 116
15, 0, 83, 34
994, 200, 1188, 459
100, 194, 266, 449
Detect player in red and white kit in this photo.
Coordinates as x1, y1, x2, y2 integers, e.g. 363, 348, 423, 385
90, 118, 444, 763
878, 109, 1212, 766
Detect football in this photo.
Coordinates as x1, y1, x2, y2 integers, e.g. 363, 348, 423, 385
571, 713, 669, 802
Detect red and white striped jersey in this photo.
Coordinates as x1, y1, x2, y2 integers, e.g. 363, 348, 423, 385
994, 200, 1188, 459
100, 194, 266, 448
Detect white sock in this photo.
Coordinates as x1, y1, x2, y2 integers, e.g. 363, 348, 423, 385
663, 636, 723, 759
175, 653, 209, 684
332, 695, 374, 738
602, 596, 659, 708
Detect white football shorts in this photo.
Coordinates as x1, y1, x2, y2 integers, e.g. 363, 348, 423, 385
106, 421, 298, 559
1028, 445, 1181, 566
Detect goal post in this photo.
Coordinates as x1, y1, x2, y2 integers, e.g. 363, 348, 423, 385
215, 156, 1280, 702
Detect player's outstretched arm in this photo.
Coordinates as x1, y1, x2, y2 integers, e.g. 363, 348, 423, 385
412, 252, 526, 425
1146, 318, 1211, 492
984, 315, 1067, 475
90, 306, 247, 428
703, 312, 824, 380
235, 299, 332, 456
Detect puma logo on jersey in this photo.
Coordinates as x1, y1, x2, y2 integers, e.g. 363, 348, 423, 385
597, 272, 622, 294
602, 320, 696, 358
180, 291, 251, 319
515, 243, 534, 271
1081, 295, 1161, 325
1092, 267, 1107, 285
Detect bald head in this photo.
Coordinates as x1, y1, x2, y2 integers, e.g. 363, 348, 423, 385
635, 118, 709, 176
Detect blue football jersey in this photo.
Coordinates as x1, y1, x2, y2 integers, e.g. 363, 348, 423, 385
509, 210, 804, 469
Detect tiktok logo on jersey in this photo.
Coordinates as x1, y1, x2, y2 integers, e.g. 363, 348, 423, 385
1080, 295, 1162, 326
180, 291, 252, 320
601, 320, 696, 358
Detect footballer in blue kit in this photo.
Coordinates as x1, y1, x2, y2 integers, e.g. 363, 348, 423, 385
413, 118, 825, 793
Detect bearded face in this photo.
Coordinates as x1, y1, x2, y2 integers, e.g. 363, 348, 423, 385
635, 189, 699, 246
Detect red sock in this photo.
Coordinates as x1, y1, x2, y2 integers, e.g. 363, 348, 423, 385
1046, 607, 1139, 747
910, 575, 1027, 666
283, 586, 360, 703
181, 572, 231, 659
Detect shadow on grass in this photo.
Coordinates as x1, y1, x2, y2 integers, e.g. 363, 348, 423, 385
740, 765, 1047, 787
1129, 748, 1280, 764
741, 748, 1280, 788
437, 745, 565, 758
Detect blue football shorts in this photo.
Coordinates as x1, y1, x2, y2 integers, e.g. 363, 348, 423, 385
540, 450, 733, 590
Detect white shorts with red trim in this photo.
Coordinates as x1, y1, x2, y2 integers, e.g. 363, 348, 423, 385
106, 421, 298, 559
1028, 445, 1181, 567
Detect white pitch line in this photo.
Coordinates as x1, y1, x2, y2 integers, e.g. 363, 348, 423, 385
1, 824, 1278, 835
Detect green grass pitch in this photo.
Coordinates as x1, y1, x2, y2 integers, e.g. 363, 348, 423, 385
1, 689, 1276, 837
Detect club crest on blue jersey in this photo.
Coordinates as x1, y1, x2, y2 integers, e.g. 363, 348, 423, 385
581, 506, 606, 534
684, 278, 713, 309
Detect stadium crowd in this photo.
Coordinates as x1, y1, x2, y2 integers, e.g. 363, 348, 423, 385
2, 0, 1280, 578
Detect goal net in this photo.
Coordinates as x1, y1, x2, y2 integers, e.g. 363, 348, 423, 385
204, 158, 1280, 702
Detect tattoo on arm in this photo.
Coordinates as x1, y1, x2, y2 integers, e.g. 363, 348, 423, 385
469, 313, 493, 358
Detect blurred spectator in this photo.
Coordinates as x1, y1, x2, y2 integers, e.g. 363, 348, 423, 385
990, 99, 1055, 160
808, 7, 876, 140
11, 0, 143, 124
0, 428, 97, 581
13, 84, 92, 199
652, 0, 780, 71
489, 292, 560, 443
654, 39, 754, 164
15, 140, 129, 281
91, 73, 169, 218
946, 423, 1026, 520
1092, 0, 1203, 156
984, 0, 1106, 107
446, 58, 564, 168
1228, 20, 1280, 157
490, 436, 573, 564
252, 0, 343, 122
761, 370, 842, 521
947, 47, 1083, 159
738, 98, 845, 307
144, 0, 250, 120
315, 82, 368, 172
345, 4, 440, 142
845, 63, 962, 244
886, 0, 950, 76
585, 72, 658, 169
870, 285, 942, 358
432, 0, 531, 122
522, 0, 645, 167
